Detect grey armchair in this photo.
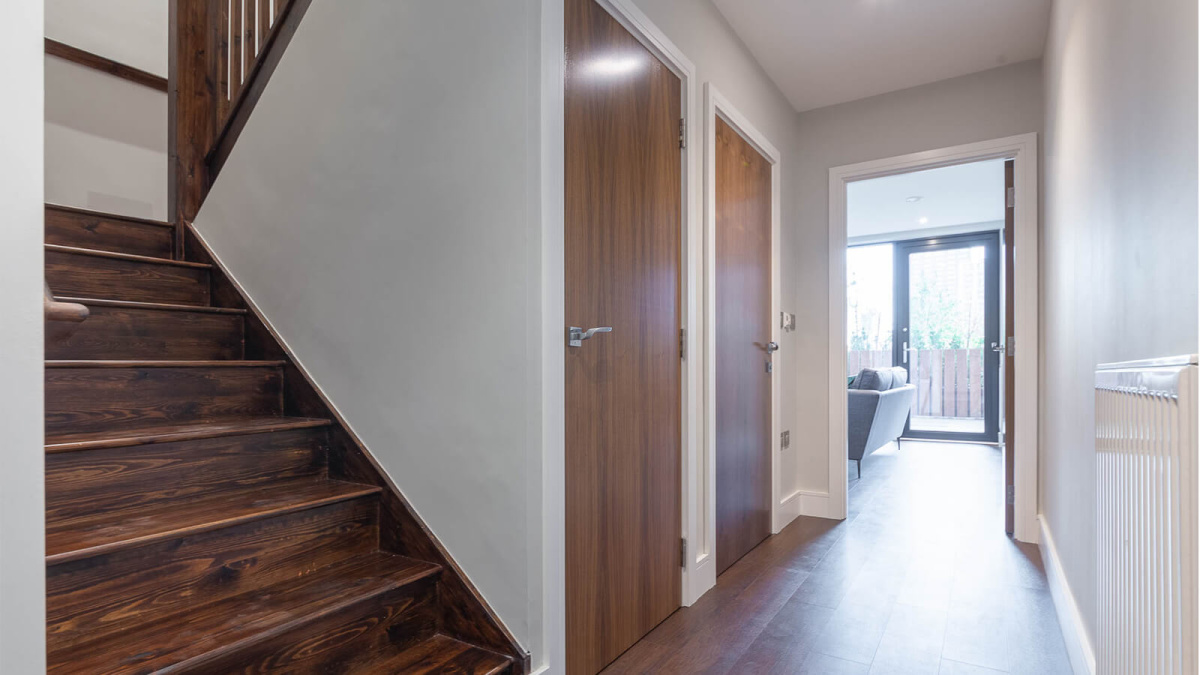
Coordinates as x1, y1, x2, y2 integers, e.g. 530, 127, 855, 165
848, 367, 916, 477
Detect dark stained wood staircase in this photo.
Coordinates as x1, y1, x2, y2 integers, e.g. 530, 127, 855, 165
44, 205, 524, 673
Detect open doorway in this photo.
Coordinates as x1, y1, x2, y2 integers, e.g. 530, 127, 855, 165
829, 137, 1039, 545
843, 157, 1012, 526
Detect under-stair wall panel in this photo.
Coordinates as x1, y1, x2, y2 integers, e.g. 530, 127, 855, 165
191, 0, 542, 659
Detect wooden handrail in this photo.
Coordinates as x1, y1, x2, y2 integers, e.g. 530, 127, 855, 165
44, 281, 89, 323
45, 39, 168, 93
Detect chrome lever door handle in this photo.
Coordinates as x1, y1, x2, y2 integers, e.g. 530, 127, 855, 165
568, 326, 612, 347
766, 341, 779, 354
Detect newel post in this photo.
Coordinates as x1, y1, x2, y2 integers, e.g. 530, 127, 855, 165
168, 0, 216, 257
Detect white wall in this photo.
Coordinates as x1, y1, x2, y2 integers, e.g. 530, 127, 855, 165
630, 0, 807, 537
0, 0, 47, 671
45, 56, 168, 220
1041, 0, 1198, 649
793, 61, 1044, 495
45, 0, 168, 77
44, 0, 168, 221
193, 0, 548, 664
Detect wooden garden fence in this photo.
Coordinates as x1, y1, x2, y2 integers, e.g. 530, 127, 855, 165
848, 348, 985, 419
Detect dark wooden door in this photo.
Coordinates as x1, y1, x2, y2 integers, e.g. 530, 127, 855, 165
1003, 159, 1016, 534
714, 118, 773, 575
564, 0, 683, 672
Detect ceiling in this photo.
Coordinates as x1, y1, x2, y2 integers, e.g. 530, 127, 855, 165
711, 0, 1051, 112
847, 159, 1006, 238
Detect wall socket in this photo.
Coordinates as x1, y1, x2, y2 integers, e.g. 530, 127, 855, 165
780, 430, 790, 449
780, 311, 796, 332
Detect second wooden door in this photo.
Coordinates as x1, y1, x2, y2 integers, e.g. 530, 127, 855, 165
715, 117, 773, 575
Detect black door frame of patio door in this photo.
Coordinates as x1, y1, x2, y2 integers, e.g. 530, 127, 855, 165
893, 231, 1000, 443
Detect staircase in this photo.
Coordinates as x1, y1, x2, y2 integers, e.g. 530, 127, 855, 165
43, 204, 521, 673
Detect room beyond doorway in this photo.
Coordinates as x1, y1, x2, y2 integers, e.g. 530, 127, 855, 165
848, 232, 1001, 443
846, 160, 1005, 446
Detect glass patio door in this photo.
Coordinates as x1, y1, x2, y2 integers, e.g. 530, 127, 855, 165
894, 233, 1000, 442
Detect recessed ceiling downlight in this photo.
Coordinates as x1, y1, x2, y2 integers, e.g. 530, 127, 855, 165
905, 196, 923, 203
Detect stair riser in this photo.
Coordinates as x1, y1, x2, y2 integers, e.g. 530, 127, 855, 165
47, 497, 381, 652
46, 250, 211, 306
175, 576, 439, 674
45, 207, 174, 259
45, 366, 283, 435
46, 305, 244, 360
47, 429, 327, 522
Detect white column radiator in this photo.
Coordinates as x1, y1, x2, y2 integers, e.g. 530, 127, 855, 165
1096, 356, 1199, 675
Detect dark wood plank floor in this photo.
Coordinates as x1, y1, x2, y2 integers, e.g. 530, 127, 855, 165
602, 441, 1073, 674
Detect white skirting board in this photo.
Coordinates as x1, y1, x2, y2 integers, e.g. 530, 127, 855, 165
775, 490, 803, 531
792, 490, 835, 520
1039, 516, 1096, 675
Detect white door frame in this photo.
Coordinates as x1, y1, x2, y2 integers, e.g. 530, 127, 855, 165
697, 84, 784, 596
827, 133, 1040, 543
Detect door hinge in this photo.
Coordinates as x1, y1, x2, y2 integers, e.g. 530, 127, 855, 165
679, 118, 687, 149
680, 328, 686, 360
680, 538, 687, 566
1006, 485, 1015, 505
1006, 186, 1015, 208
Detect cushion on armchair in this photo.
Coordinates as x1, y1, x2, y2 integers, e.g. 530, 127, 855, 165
851, 367, 893, 391
850, 366, 909, 391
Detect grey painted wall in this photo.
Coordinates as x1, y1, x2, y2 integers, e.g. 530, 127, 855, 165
793, 61, 1044, 493
193, 0, 544, 658
1041, 0, 1198, 645
0, 0, 47, 670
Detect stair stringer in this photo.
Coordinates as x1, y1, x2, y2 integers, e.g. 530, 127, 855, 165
182, 224, 530, 673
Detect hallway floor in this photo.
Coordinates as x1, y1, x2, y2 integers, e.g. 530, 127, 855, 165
602, 441, 1073, 674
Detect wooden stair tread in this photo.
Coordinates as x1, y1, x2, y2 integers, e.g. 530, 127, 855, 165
46, 416, 332, 453
46, 478, 381, 564
45, 243, 211, 269
45, 203, 174, 229
46, 359, 286, 368
354, 634, 513, 674
53, 295, 248, 315
49, 552, 442, 674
